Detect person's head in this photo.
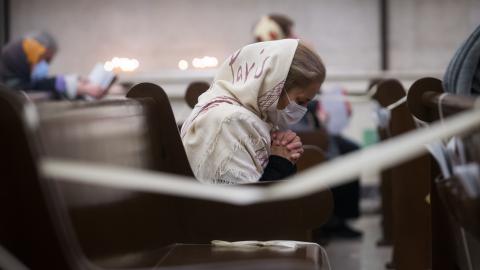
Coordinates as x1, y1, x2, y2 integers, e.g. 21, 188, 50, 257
23, 31, 58, 65
253, 14, 295, 42
0, 31, 58, 81
200, 39, 324, 128
276, 42, 326, 110
22, 32, 57, 81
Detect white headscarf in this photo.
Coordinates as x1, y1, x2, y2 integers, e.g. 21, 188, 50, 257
181, 39, 299, 184
254, 16, 285, 41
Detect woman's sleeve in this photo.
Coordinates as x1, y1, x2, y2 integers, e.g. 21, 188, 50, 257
259, 155, 297, 181
218, 115, 297, 182
212, 114, 269, 183
196, 110, 296, 183
28, 77, 56, 94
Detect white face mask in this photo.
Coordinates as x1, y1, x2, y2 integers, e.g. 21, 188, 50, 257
267, 90, 308, 129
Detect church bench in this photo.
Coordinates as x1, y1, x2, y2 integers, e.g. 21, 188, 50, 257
373, 78, 432, 270
407, 77, 480, 270
0, 83, 332, 269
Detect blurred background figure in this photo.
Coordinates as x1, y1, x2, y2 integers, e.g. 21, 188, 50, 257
313, 87, 361, 240
253, 13, 362, 241
0, 31, 106, 99
253, 14, 296, 42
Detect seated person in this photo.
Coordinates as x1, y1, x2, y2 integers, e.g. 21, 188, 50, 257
253, 13, 362, 239
181, 40, 326, 183
443, 24, 480, 96
253, 14, 297, 42
303, 88, 362, 240
0, 31, 105, 99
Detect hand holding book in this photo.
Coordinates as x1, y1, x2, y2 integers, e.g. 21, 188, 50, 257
77, 63, 117, 99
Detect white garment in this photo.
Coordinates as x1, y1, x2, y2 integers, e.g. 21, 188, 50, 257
181, 39, 298, 184
253, 16, 285, 41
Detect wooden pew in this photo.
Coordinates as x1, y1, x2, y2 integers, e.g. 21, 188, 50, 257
185, 81, 210, 108
0, 83, 333, 269
371, 79, 396, 247
407, 77, 480, 270
298, 130, 330, 155
297, 145, 328, 172
372, 79, 432, 270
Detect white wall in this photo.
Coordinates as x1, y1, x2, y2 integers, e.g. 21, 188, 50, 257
389, 0, 480, 71
9, 0, 480, 146
10, 0, 379, 75
10, 0, 480, 77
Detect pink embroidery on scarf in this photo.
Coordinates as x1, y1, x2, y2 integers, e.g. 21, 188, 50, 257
255, 147, 269, 168
229, 47, 271, 85
244, 62, 255, 83
198, 96, 239, 114
257, 80, 285, 111
254, 56, 270, 79
181, 96, 240, 138
229, 49, 242, 84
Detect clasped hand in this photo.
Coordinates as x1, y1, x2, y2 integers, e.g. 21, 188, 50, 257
270, 130, 304, 164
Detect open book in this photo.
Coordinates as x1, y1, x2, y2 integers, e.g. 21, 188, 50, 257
88, 63, 116, 89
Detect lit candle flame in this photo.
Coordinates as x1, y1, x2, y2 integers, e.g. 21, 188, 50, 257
178, 59, 189, 70
104, 57, 139, 72
191, 56, 218, 69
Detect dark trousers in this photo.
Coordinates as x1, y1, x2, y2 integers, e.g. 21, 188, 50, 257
330, 135, 360, 219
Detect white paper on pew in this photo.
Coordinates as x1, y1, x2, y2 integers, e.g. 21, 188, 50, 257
453, 163, 480, 198
41, 106, 480, 205
211, 240, 316, 250
446, 137, 467, 166
446, 138, 458, 166
426, 141, 452, 178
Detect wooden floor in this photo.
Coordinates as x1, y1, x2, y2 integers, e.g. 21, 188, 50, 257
326, 197, 392, 270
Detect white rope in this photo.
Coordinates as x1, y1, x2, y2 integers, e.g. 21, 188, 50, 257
386, 96, 407, 111
318, 84, 378, 104
320, 84, 405, 112
437, 93, 449, 121
41, 160, 264, 205
41, 106, 480, 205
460, 228, 474, 270
0, 245, 29, 270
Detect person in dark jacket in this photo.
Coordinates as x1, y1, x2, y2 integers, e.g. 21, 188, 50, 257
443, 24, 480, 96
0, 31, 105, 99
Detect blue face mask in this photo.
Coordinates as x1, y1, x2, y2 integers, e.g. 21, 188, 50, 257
31, 60, 50, 81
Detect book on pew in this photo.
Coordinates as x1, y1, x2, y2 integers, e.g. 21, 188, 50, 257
88, 63, 116, 90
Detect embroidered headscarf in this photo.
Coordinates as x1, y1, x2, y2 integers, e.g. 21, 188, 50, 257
181, 39, 299, 184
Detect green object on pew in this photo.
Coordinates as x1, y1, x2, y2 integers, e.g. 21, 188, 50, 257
362, 128, 378, 147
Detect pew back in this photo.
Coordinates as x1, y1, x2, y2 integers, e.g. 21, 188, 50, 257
407, 77, 480, 270
0, 83, 333, 269
0, 87, 90, 270
185, 81, 210, 108
373, 79, 432, 270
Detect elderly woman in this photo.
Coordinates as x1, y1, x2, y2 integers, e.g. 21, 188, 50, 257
0, 32, 104, 99
181, 39, 325, 184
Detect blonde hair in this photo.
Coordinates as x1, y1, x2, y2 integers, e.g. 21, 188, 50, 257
284, 42, 326, 92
